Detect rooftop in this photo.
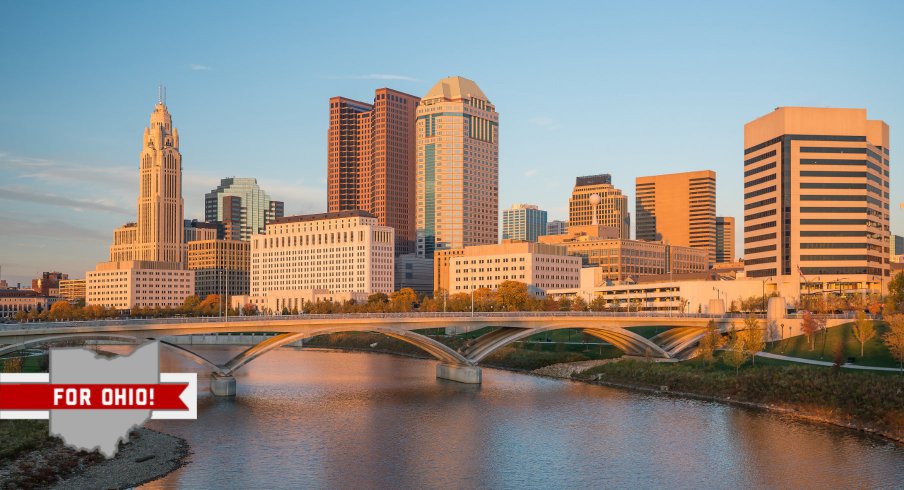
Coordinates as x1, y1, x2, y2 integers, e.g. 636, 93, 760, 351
423, 76, 488, 102
273, 210, 376, 224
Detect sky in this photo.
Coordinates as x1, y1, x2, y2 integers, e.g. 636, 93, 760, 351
1, 0, 903, 286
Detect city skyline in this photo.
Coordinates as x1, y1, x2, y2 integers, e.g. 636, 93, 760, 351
2, 1, 903, 285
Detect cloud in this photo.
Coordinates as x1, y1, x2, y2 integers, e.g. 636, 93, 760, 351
0, 214, 109, 241
527, 116, 559, 130
328, 74, 421, 82
0, 186, 132, 215
0, 152, 133, 187
190, 64, 211, 71
524, 169, 539, 177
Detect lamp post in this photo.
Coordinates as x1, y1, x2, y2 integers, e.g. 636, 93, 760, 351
470, 288, 475, 317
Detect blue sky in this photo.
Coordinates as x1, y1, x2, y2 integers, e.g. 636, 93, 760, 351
1, 1, 902, 286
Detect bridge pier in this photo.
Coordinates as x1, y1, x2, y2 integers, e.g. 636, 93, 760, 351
210, 373, 236, 396
436, 363, 482, 384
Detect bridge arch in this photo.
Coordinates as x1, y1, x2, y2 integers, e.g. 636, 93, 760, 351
461, 324, 672, 362
0, 334, 221, 372
220, 326, 471, 376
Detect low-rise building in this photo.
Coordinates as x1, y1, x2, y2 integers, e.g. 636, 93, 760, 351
238, 210, 394, 312
448, 240, 581, 297
58, 279, 86, 303
434, 248, 465, 294
0, 290, 57, 318
86, 261, 194, 310
32, 271, 68, 296
539, 225, 708, 280
187, 239, 250, 300
394, 254, 433, 296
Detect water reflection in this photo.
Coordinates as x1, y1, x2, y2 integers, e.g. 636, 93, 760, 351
145, 347, 903, 489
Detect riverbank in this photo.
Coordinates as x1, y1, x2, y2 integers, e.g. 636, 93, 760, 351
0, 425, 188, 489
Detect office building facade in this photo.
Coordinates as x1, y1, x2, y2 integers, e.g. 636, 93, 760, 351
205, 177, 284, 241
502, 204, 548, 242
716, 216, 735, 263
743, 107, 890, 289
448, 241, 581, 297
236, 211, 394, 312
328, 88, 420, 255
546, 220, 568, 236
187, 239, 251, 300
416, 76, 499, 257
636, 170, 717, 263
568, 174, 630, 238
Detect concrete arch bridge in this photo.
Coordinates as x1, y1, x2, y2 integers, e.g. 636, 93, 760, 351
0, 312, 804, 395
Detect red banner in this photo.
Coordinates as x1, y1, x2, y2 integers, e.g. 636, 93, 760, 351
0, 384, 188, 410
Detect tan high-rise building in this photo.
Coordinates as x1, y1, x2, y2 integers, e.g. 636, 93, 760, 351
416, 76, 498, 257
743, 107, 890, 288
636, 170, 716, 263
568, 175, 630, 239
187, 239, 250, 299
88, 91, 193, 309
108, 96, 184, 265
328, 88, 419, 255
715, 216, 735, 263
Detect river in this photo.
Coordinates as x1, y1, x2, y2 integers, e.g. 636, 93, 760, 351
143, 347, 904, 489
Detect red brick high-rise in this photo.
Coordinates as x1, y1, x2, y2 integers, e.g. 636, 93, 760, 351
328, 88, 419, 255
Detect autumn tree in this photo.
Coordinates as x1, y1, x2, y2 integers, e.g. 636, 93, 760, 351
571, 296, 589, 312
851, 310, 877, 357
589, 296, 607, 312
887, 272, 904, 312
742, 315, 766, 365
496, 281, 531, 311
388, 288, 417, 312
697, 319, 723, 366
722, 331, 749, 375
242, 303, 258, 316
800, 311, 821, 351
446, 293, 471, 312
198, 294, 221, 316
472, 287, 498, 311
883, 313, 904, 373
49, 300, 74, 321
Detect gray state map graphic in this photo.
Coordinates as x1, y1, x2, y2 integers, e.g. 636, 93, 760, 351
49, 341, 159, 457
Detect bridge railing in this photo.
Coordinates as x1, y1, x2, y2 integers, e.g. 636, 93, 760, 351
0, 310, 774, 332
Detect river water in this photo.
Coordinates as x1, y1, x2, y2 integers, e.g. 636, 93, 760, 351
144, 347, 904, 489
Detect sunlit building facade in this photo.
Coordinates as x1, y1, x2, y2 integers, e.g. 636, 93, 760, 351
743, 107, 890, 293
502, 203, 548, 242
416, 76, 499, 257
328, 88, 420, 255
568, 174, 630, 239
636, 170, 716, 263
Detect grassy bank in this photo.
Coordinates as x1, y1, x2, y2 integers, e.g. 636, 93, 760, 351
575, 358, 904, 440
767, 321, 899, 367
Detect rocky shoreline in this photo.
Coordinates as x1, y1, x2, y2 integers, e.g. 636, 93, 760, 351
0, 427, 188, 489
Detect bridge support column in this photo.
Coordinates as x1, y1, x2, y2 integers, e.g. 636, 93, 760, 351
436, 363, 481, 384
210, 373, 236, 397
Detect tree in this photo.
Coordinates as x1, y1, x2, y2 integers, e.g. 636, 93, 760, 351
388, 288, 418, 312
851, 311, 877, 357
49, 300, 73, 321
800, 311, 820, 351
883, 313, 904, 373
722, 333, 748, 375
697, 320, 722, 366
742, 315, 765, 365
242, 303, 258, 316
570, 296, 588, 312
589, 296, 607, 312
181, 295, 201, 314
496, 281, 530, 311
888, 272, 904, 312
198, 295, 221, 316
472, 288, 498, 311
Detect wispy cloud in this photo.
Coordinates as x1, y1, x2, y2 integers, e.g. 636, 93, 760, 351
190, 64, 211, 71
328, 74, 421, 82
524, 169, 540, 177
0, 186, 132, 215
527, 116, 560, 130
0, 152, 133, 187
0, 214, 109, 241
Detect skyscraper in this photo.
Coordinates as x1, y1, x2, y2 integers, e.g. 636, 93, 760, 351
108, 96, 185, 265
416, 76, 498, 257
328, 88, 420, 255
743, 107, 889, 289
205, 177, 284, 241
568, 174, 629, 238
715, 216, 735, 263
502, 204, 548, 242
88, 92, 194, 309
635, 170, 717, 263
